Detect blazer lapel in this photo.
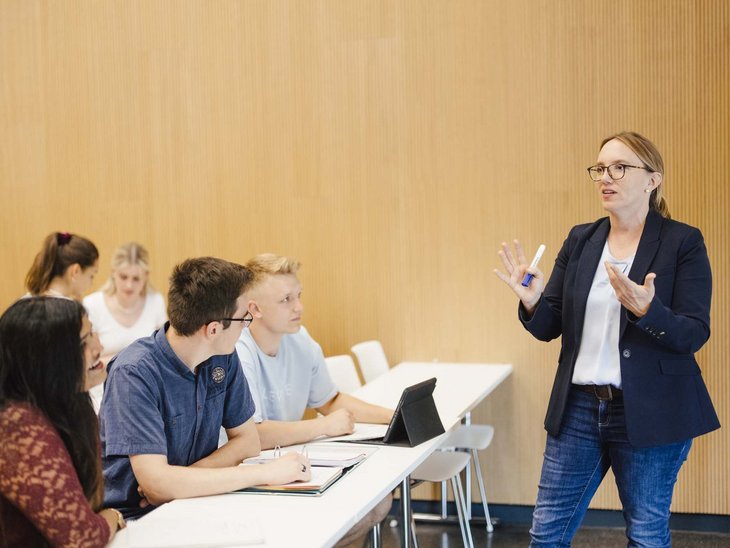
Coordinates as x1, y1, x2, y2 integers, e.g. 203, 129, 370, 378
619, 209, 663, 338
573, 218, 610, 347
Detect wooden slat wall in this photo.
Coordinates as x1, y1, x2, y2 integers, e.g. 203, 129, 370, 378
1, 0, 727, 513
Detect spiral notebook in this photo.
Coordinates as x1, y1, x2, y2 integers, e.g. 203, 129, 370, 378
237, 465, 344, 495
243, 443, 376, 468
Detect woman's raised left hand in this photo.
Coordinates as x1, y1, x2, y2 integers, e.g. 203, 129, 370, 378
605, 261, 656, 317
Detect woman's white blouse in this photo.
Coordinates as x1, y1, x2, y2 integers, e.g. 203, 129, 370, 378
572, 242, 635, 389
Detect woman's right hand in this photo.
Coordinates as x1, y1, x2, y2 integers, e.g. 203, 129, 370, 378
493, 239, 544, 313
99, 508, 125, 541
262, 452, 311, 485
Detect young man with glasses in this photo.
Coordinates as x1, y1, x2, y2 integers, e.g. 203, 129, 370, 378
100, 257, 310, 520
237, 253, 393, 545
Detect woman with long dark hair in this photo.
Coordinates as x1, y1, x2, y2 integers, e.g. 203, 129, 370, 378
0, 297, 125, 546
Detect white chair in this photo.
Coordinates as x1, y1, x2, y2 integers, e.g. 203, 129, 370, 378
440, 424, 495, 532
353, 339, 496, 532
324, 354, 362, 394
410, 451, 474, 547
350, 340, 390, 383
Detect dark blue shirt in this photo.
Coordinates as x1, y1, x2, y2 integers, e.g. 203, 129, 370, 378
100, 324, 255, 519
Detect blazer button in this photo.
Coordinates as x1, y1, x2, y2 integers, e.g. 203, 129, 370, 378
622, 349, 631, 358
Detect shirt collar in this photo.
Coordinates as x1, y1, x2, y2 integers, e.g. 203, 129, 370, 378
155, 322, 196, 378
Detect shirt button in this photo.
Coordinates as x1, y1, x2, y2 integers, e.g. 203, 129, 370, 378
622, 349, 631, 358
197, 405, 203, 411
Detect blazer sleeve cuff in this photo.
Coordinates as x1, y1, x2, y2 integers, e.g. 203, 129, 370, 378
628, 296, 669, 341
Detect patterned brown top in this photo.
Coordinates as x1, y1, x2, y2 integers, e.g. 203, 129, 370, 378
0, 402, 111, 547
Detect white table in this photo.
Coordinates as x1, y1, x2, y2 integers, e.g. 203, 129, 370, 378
352, 362, 512, 430
109, 362, 512, 548
352, 362, 512, 545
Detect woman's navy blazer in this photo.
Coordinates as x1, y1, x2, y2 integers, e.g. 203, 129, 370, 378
521, 208, 720, 447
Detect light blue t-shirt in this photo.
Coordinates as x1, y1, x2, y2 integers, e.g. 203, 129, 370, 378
236, 326, 338, 422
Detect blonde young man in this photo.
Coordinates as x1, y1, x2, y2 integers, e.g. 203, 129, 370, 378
236, 254, 393, 543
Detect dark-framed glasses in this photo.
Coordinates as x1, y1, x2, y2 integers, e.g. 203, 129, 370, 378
216, 311, 253, 328
586, 163, 650, 181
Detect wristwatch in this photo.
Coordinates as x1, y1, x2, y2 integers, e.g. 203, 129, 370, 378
110, 508, 126, 530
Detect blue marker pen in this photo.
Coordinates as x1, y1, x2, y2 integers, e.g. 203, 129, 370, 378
521, 244, 546, 287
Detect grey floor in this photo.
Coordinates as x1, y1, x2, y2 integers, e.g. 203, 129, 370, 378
347, 520, 730, 547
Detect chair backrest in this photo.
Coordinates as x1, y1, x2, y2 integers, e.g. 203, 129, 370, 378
324, 354, 362, 394
350, 340, 390, 383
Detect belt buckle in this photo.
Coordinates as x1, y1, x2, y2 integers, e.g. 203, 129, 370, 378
594, 385, 613, 401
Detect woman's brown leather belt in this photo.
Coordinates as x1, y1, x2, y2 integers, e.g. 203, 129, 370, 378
572, 383, 623, 401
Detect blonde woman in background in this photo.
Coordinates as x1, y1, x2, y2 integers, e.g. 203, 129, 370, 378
84, 243, 166, 411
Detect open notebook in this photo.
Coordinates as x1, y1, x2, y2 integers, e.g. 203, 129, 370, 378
235, 464, 344, 496
243, 443, 376, 468
319, 423, 389, 443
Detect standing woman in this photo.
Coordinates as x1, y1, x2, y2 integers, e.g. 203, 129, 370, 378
83, 243, 166, 411
495, 131, 719, 547
0, 297, 125, 547
25, 231, 99, 300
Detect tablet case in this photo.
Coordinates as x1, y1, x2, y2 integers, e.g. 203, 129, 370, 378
383, 377, 445, 447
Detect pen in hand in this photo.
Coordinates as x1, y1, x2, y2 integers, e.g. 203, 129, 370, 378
521, 244, 546, 287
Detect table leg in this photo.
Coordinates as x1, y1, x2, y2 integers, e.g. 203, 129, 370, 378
440, 481, 448, 518
401, 475, 413, 547
370, 522, 381, 548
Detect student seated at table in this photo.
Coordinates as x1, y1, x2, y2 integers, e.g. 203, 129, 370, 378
0, 297, 125, 546
84, 242, 167, 411
100, 257, 310, 520
237, 253, 394, 544
24, 231, 106, 393
25, 231, 99, 300
84, 242, 167, 367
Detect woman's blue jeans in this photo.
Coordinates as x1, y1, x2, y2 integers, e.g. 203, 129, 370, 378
530, 387, 692, 548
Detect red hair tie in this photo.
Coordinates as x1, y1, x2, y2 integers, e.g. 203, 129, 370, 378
57, 232, 72, 245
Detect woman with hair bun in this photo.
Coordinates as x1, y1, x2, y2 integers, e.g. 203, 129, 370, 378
25, 231, 99, 300
24, 232, 106, 391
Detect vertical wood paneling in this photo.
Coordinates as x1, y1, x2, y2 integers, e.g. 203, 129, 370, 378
0, 0, 728, 514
